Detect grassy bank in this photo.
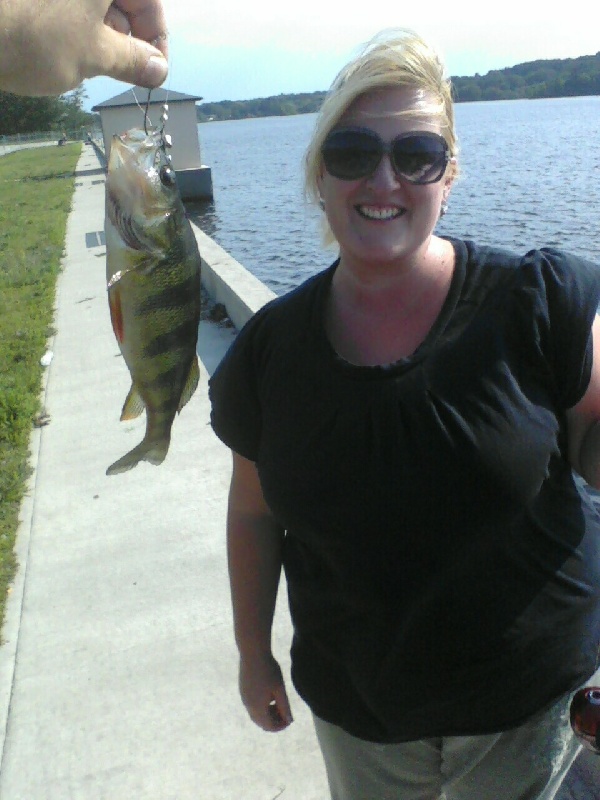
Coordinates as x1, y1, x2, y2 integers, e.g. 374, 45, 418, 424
0, 143, 81, 633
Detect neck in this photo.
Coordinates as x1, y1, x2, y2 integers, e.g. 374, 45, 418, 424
325, 237, 456, 366
333, 237, 452, 316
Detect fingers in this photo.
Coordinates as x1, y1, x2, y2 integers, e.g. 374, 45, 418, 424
253, 694, 293, 732
0, 0, 169, 95
270, 683, 294, 728
112, 0, 169, 60
93, 25, 168, 88
104, 5, 130, 35
95, 1, 168, 87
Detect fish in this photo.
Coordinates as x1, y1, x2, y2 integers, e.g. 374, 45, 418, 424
104, 127, 202, 476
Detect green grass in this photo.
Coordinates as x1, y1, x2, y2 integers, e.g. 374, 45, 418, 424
0, 143, 81, 631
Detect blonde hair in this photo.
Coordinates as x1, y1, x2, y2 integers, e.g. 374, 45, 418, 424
304, 28, 458, 245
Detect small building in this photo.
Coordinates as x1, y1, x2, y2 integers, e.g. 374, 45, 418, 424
92, 87, 213, 201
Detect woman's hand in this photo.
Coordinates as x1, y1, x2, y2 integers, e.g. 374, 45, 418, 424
1, 0, 168, 96
239, 651, 294, 732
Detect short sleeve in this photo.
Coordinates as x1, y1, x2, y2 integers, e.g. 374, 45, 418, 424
533, 248, 600, 408
208, 310, 267, 461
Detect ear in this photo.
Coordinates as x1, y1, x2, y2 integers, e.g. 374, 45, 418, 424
443, 157, 457, 199
316, 171, 327, 210
442, 174, 454, 203
317, 170, 325, 196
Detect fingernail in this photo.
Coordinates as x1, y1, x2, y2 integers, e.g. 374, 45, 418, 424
141, 55, 168, 88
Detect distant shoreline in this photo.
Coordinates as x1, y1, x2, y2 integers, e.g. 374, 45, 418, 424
197, 51, 599, 122
197, 92, 598, 123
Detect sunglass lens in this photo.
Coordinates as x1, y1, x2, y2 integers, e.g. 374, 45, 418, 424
392, 135, 447, 184
322, 130, 381, 180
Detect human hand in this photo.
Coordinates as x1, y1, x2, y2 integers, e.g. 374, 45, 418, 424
239, 653, 294, 732
1, 0, 169, 97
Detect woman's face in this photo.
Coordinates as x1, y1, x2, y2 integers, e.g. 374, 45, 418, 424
318, 87, 454, 271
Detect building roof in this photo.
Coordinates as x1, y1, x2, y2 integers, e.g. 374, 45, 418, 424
91, 87, 202, 112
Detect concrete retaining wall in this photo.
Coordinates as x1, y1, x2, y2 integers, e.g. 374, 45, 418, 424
189, 222, 276, 330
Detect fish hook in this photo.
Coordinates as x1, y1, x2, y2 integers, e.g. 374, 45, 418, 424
134, 87, 171, 154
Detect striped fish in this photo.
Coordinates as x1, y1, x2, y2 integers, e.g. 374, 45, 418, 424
105, 127, 201, 475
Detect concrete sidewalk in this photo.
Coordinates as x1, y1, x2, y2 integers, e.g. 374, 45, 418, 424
0, 145, 327, 798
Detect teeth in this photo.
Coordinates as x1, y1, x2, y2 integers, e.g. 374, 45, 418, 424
357, 205, 402, 220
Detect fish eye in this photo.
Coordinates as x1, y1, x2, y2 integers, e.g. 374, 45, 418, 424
159, 165, 176, 187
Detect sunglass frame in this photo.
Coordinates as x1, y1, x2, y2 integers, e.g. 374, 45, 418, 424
322, 127, 450, 185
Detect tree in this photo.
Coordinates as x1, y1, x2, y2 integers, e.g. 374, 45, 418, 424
0, 93, 61, 135
57, 85, 97, 131
0, 85, 97, 136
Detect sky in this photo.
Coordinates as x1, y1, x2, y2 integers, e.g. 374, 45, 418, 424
83, 0, 600, 111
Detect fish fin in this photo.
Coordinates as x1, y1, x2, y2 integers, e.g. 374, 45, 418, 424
108, 286, 124, 344
120, 384, 146, 421
177, 358, 200, 413
106, 437, 170, 476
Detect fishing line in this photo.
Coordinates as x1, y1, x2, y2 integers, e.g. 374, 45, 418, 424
129, 20, 173, 138
144, 90, 152, 134
156, 40, 174, 157
130, 86, 153, 132
130, 34, 173, 155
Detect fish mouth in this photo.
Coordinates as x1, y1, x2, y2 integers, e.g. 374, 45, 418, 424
111, 128, 161, 160
107, 130, 173, 251
356, 205, 405, 221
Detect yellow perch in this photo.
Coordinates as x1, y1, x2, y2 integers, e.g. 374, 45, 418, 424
105, 128, 201, 475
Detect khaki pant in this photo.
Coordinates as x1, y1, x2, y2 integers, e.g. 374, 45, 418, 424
314, 689, 582, 800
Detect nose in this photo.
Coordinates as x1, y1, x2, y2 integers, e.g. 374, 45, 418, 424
366, 153, 401, 188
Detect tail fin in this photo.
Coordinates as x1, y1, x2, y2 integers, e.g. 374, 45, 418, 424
106, 436, 170, 476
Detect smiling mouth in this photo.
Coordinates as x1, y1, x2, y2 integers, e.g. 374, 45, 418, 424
356, 205, 405, 221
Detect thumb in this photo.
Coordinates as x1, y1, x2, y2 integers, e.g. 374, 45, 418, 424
272, 684, 293, 725
93, 27, 168, 88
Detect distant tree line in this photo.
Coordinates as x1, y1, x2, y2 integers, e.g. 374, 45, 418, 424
452, 53, 600, 101
0, 86, 99, 136
197, 90, 327, 122
197, 52, 600, 122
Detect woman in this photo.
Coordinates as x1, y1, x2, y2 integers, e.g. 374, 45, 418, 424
209, 29, 600, 799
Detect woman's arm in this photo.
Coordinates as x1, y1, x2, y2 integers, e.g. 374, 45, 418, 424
567, 315, 600, 488
227, 451, 293, 732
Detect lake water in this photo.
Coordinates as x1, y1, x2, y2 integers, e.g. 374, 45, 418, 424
189, 96, 600, 296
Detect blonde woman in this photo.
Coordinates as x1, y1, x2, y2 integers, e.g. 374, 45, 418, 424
210, 29, 600, 799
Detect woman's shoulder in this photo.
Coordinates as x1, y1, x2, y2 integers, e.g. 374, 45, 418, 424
237, 261, 337, 339
450, 237, 599, 298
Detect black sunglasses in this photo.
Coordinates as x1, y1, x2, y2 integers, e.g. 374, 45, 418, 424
321, 127, 450, 184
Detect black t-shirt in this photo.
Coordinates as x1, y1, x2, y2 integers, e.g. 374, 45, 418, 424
209, 239, 600, 742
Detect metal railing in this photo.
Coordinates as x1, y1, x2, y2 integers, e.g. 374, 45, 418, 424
0, 128, 103, 156
0, 128, 101, 146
